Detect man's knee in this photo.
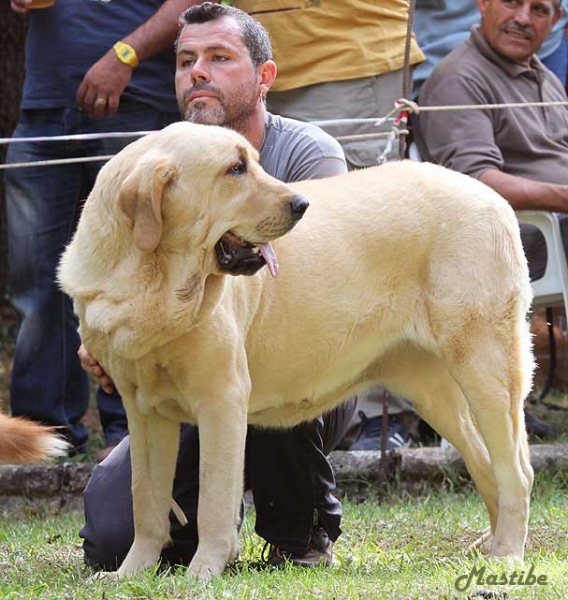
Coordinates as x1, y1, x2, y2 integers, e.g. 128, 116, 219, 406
80, 439, 134, 570
80, 518, 132, 571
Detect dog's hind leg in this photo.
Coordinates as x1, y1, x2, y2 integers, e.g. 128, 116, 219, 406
117, 409, 180, 578
449, 372, 531, 561
420, 216, 534, 561
380, 349, 499, 533
444, 323, 533, 563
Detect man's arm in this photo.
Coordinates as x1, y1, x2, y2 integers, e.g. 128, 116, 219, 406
417, 73, 506, 177
418, 72, 568, 213
77, 0, 202, 116
479, 169, 568, 213
115, 0, 204, 63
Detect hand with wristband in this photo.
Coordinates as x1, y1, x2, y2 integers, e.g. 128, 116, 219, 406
75, 0, 193, 118
76, 40, 139, 118
113, 41, 140, 68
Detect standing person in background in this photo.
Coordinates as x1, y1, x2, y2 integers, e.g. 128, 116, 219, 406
240, 0, 425, 168
6, 0, 194, 458
540, 0, 568, 84
411, 0, 480, 98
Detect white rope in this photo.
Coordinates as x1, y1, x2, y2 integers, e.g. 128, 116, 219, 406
310, 117, 397, 128
0, 130, 155, 146
1, 97, 566, 170
1, 126, 408, 169
0, 155, 114, 171
334, 129, 409, 143
377, 127, 398, 165
405, 98, 568, 113
374, 97, 568, 126
0, 130, 157, 170
314, 98, 568, 129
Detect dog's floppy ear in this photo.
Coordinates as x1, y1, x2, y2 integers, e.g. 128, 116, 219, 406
118, 157, 177, 252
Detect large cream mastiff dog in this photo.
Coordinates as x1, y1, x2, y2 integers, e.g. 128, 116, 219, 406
59, 121, 534, 580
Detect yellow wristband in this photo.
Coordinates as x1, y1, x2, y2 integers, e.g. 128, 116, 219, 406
113, 41, 139, 68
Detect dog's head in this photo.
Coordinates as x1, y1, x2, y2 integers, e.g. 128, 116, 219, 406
58, 122, 309, 357
117, 121, 309, 278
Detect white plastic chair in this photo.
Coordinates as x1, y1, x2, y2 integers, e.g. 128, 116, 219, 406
515, 211, 568, 400
515, 210, 568, 311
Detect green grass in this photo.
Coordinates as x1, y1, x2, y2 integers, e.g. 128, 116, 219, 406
1, 473, 567, 600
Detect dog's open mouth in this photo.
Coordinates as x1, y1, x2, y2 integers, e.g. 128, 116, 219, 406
215, 231, 279, 278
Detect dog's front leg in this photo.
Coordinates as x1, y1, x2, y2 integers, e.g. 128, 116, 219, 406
117, 410, 180, 578
187, 402, 247, 580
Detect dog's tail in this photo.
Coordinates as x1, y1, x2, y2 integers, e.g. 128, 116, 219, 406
0, 413, 70, 464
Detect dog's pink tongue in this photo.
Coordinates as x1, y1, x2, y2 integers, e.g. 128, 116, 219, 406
258, 243, 279, 278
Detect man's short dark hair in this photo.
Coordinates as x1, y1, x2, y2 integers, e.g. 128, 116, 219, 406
177, 2, 273, 67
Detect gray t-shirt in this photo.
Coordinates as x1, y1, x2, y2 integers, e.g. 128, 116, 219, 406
416, 26, 568, 184
259, 112, 347, 182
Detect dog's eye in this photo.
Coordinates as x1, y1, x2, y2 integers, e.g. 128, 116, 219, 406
227, 161, 247, 176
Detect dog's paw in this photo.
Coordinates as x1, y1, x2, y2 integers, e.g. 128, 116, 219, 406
487, 545, 525, 565
469, 532, 524, 565
469, 530, 493, 555
187, 549, 230, 581
87, 570, 120, 583
186, 560, 220, 581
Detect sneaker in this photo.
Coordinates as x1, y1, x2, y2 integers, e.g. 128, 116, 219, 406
261, 525, 334, 568
350, 411, 411, 451
524, 409, 557, 439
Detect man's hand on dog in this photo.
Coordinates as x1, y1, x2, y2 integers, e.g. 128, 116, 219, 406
78, 344, 115, 394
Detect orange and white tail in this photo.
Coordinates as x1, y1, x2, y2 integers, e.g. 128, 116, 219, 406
0, 413, 70, 464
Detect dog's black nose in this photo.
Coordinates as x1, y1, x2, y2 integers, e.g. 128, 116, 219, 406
289, 195, 310, 216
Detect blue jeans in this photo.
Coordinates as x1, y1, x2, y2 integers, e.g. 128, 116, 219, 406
6, 105, 179, 452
